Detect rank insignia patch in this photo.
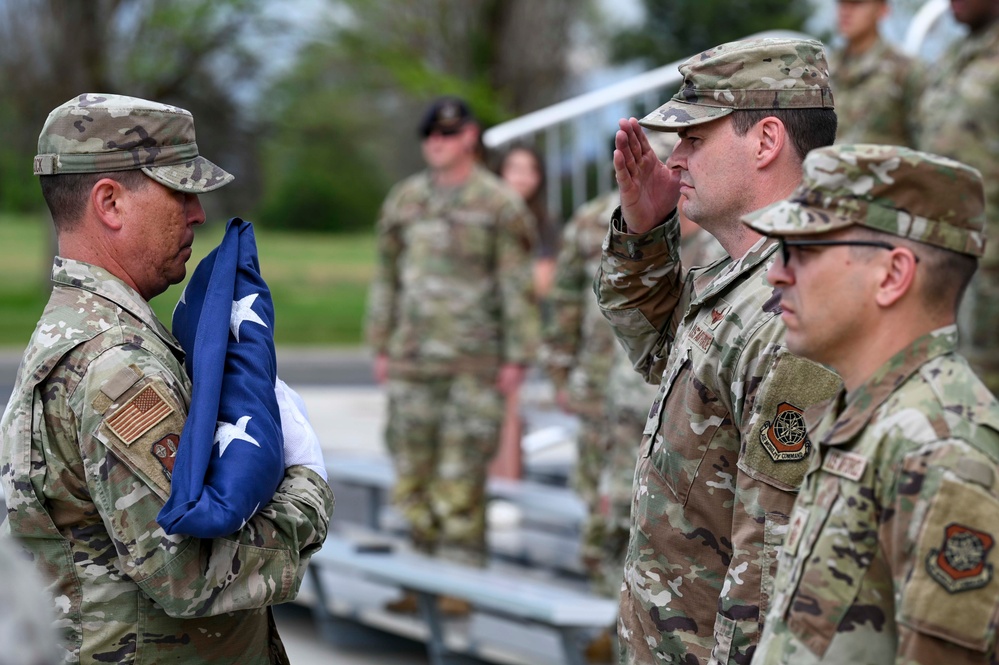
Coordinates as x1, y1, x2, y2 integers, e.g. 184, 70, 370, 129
152, 434, 180, 479
927, 523, 994, 593
760, 402, 809, 462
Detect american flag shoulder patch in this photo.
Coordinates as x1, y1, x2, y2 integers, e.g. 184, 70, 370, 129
105, 383, 175, 446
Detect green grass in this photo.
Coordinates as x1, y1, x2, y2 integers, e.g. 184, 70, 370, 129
0, 213, 375, 347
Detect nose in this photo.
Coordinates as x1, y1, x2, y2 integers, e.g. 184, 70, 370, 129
767, 249, 794, 288
666, 139, 689, 172
186, 193, 206, 226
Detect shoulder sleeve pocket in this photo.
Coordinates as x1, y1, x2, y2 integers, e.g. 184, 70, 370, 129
900, 474, 999, 652
95, 375, 187, 501
739, 350, 842, 491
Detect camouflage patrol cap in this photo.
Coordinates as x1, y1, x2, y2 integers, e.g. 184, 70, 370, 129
742, 144, 986, 256
418, 96, 475, 138
34, 93, 234, 193
639, 38, 834, 131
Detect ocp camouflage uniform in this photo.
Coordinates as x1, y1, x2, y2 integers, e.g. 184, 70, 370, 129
365, 164, 539, 565
830, 37, 923, 146
753, 328, 999, 664
598, 38, 842, 664
916, 19, 999, 393
741, 142, 997, 664
595, 229, 726, 600
540, 191, 618, 584
0, 259, 335, 664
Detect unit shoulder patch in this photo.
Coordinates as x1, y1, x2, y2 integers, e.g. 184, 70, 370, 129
152, 433, 181, 479
760, 402, 810, 462
926, 523, 995, 593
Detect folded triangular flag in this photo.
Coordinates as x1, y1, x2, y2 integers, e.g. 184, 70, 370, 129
158, 217, 284, 537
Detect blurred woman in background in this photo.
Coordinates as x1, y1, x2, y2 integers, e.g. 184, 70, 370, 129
497, 144, 558, 300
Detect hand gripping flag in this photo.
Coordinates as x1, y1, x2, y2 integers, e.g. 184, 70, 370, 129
157, 217, 284, 537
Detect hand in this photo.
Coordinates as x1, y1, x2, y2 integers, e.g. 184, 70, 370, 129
275, 378, 328, 481
614, 117, 682, 233
373, 353, 389, 384
496, 363, 527, 397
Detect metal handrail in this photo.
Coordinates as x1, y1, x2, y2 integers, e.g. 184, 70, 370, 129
482, 5, 945, 223
482, 29, 813, 220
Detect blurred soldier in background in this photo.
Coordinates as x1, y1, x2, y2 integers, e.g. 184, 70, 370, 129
597, 39, 842, 664
917, 0, 999, 393
0, 535, 60, 665
747, 144, 999, 665
1, 93, 334, 664
365, 97, 539, 581
830, 0, 923, 146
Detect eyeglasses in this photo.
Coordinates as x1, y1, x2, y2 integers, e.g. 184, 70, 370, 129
778, 238, 914, 266
421, 126, 463, 139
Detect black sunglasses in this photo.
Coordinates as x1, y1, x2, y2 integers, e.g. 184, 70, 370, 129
778, 238, 917, 265
421, 126, 463, 139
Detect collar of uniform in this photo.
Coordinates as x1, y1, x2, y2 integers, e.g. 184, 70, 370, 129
51, 257, 185, 359
689, 234, 774, 307
817, 325, 959, 446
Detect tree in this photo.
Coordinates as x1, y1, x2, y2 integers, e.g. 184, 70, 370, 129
255, 0, 588, 232
0, 0, 289, 217
610, 0, 814, 67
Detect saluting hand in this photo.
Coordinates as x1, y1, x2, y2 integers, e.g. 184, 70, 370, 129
614, 117, 681, 234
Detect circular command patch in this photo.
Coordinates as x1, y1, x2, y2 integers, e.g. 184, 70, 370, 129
926, 523, 995, 593
760, 402, 809, 462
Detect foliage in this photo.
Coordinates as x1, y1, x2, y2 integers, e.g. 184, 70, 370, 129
610, 0, 815, 67
254, 0, 586, 232
0, 0, 287, 215
0, 213, 375, 346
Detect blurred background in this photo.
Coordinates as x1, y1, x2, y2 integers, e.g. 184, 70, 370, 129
0, 0, 962, 348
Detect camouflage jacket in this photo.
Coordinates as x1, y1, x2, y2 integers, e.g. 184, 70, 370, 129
754, 327, 999, 664
601, 227, 726, 508
0, 258, 335, 665
596, 210, 841, 664
365, 165, 539, 378
830, 37, 924, 147
540, 192, 618, 414
917, 20, 999, 268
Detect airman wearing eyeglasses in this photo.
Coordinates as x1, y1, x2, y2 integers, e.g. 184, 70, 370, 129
744, 143, 999, 664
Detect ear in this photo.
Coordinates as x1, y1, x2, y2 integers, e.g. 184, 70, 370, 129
754, 117, 786, 170
874, 247, 918, 308
90, 178, 127, 231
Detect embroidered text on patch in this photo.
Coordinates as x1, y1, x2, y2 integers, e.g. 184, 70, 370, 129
822, 449, 867, 481
760, 402, 809, 462
926, 523, 995, 593
106, 384, 174, 445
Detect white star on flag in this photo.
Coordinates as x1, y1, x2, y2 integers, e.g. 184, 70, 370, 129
214, 415, 261, 457
230, 293, 268, 342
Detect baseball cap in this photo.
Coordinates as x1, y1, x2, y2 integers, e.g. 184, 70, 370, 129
34, 93, 234, 193
742, 144, 986, 256
639, 38, 834, 131
418, 96, 474, 138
